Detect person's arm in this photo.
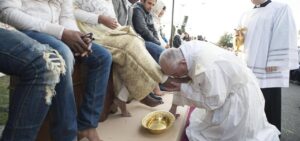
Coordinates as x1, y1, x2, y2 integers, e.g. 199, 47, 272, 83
0, 0, 65, 39
182, 63, 230, 110
132, 8, 161, 45
60, 0, 80, 31
267, 4, 299, 71
73, 4, 99, 25
74, 3, 118, 29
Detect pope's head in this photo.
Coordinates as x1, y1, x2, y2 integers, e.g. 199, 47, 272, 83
159, 48, 188, 78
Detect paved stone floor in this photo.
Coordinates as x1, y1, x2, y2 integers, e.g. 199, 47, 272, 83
281, 83, 300, 141
0, 83, 300, 140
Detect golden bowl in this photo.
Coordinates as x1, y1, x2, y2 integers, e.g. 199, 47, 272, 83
142, 111, 175, 134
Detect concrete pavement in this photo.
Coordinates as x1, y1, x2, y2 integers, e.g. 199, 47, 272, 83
282, 83, 300, 141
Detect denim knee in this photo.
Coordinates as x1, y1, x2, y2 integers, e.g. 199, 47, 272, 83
51, 44, 74, 70
21, 30, 74, 73
24, 46, 66, 105
89, 43, 112, 67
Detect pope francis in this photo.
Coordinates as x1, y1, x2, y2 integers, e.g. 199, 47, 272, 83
159, 41, 280, 141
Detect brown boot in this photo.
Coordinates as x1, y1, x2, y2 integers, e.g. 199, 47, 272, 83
140, 95, 163, 107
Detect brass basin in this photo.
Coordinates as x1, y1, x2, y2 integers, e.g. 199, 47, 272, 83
142, 111, 175, 134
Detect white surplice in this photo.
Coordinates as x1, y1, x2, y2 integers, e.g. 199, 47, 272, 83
178, 41, 280, 141
239, 1, 299, 88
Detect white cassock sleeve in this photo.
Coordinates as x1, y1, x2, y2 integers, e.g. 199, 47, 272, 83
181, 63, 229, 110
268, 4, 299, 70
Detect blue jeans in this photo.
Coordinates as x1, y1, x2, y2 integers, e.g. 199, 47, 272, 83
22, 30, 112, 141
144, 41, 165, 90
145, 41, 164, 63
0, 29, 63, 141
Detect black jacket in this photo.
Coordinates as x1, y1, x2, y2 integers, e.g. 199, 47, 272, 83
132, 2, 161, 45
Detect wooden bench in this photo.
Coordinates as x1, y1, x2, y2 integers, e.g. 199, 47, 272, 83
9, 60, 114, 141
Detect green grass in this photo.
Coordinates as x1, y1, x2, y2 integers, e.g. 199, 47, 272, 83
0, 75, 9, 125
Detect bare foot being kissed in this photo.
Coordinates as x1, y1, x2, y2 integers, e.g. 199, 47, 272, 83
153, 85, 165, 96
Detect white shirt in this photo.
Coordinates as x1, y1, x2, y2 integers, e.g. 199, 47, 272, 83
0, 0, 79, 39
74, 0, 117, 25
239, 1, 299, 88
179, 41, 280, 141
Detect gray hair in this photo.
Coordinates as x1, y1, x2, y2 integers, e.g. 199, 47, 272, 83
159, 48, 184, 70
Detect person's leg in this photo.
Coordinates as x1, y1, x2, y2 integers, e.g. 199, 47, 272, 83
77, 43, 112, 141
144, 41, 164, 63
0, 29, 64, 141
22, 30, 77, 141
144, 42, 165, 98
261, 88, 281, 131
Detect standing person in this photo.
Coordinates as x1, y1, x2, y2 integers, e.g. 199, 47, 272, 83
132, 0, 161, 46
0, 28, 65, 141
0, 0, 113, 140
238, 0, 299, 131
151, 0, 169, 48
159, 41, 280, 141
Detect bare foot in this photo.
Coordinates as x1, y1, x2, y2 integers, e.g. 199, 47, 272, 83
153, 85, 164, 96
149, 92, 162, 101
110, 102, 118, 114
78, 128, 102, 141
169, 104, 180, 119
113, 98, 131, 117
140, 95, 163, 107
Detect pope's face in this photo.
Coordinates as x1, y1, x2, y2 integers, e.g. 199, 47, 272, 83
142, 0, 156, 12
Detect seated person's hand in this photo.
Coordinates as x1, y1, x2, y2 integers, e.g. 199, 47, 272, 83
164, 44, 170, 49
81, 33, 94, 56
61, 29, 91, 57
98, 15, 119, 29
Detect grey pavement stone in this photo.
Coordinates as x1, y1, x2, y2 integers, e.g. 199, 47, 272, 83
0, 125, 4, 137
282, 83, 300, 141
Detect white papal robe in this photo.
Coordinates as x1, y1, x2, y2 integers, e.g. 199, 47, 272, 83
178, 41, 280, 141
239, 1, 299, 88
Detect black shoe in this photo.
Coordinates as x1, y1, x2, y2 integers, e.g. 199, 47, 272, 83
149, 92, 162, 101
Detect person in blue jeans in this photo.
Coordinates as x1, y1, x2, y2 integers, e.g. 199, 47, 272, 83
0, 29, 65, 141
21, 30, 112, 141
0, 0, 113, 140
145, 41, 164, 63
144, 41, 166, 99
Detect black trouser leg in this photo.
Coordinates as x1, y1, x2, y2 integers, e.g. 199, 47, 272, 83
261, 88, 281, 131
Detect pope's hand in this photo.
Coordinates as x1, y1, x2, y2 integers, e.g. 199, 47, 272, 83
163, 81, 181, 91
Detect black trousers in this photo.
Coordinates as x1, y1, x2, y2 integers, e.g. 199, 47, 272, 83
261, 88, 281, 131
